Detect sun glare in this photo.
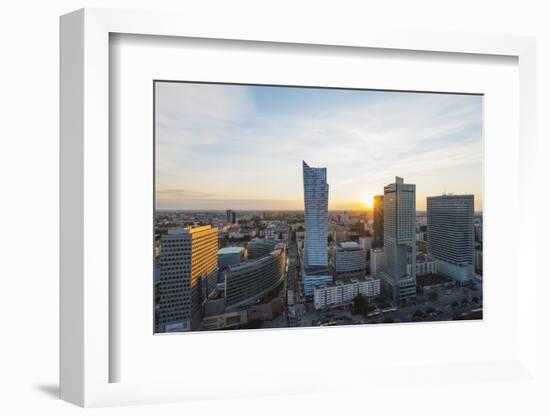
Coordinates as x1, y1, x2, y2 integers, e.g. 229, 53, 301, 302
363, 195, 374, 209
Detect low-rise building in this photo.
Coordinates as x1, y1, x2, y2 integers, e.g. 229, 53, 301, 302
379, 271, 416, 301
415, 253, 438, 276
313, 276, 381, 310
330, 224, 349, 243
330, 241, 366, 279
247, 239, 278, 259
416, 240, 427, 254
358, 236, 373, 252
249, 298, 283, 321
224, 245, 286, 310
218, 246, 245, 270
200, 310, 248, 331
416, 273, 455, 294
303, 267, 333, 299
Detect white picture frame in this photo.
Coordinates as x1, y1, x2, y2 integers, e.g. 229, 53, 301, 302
60, 7, 538, 408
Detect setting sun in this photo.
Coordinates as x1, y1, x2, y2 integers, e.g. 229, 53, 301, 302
362, 195, 374, 209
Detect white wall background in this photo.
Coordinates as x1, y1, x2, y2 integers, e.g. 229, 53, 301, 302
0, 0, 548, 415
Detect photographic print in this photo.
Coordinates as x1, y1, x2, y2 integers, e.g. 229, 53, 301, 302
154, 81, 483, 333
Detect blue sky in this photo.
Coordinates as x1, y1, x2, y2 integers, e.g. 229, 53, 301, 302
155, 82, 483, 211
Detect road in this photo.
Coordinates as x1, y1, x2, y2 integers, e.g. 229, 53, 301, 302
280, 226, 483, 328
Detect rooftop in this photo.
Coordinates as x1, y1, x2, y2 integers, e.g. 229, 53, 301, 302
416, 273, 453, 286
218, 246, 245, 255
340, 241, 359, 250
317, 275, 377, 289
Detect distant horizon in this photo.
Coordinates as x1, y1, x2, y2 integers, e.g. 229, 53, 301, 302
156, 207, 484, 214
156, 82, 483, 211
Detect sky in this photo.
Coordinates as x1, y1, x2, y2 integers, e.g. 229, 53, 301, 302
155, 82, 483, 211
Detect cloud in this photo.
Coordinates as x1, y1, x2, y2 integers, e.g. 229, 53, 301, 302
155, 83, 483, 210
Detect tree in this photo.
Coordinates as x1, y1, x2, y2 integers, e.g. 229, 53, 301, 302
375, 295, 386, 304
413, 309, 424, 318
426, 306, 435, 314
352, 294, 370, 316
451, 300, 459, 308
427, 291, 439, 301
246, 319, 263, 329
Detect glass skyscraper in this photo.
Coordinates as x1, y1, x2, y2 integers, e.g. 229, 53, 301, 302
302, 161, 332, 298
427, 194, 475, 284
380, 177, 417, 301
302, 161, 329, 268
373, 195, 384, 249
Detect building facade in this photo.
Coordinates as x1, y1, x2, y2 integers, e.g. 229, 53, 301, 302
158, 225, 218, 332
475, 248, 483, 274
414, 253, 438, 276
302, 160, 329, 268
370, 248, 385, 278
381, 177, 417, 301
226, 209, 237, 224
427, 194, 475, 284
200, 310, 248, 331
224, 245, 286, 310
302, 161, 332, 298
313, 276, 381, 310
247, 238, 277, 259
218, 246, 245, 270
330, 241, 366, 279
358, 236, 373, 252
373, 195, 384, 249
474, 218, 483, 243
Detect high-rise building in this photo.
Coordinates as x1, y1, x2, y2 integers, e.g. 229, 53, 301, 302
370, 248, 385, 278
475, 248, 483, 274
303, 161, 329, 268
474, 218, 483, 243
302, 161, 332, 298
226, 209, 237, 224
158, 225, 218, 332
427, 194, 475, 284
373, 195, 384, 248
380, 177, 417, 301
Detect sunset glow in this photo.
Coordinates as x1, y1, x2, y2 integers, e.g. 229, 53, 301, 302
155, 82, 483, 211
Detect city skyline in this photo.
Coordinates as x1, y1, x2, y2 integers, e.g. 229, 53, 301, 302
155, 82, 483, 211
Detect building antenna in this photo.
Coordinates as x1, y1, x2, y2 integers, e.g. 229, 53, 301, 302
444, 184, 446, 195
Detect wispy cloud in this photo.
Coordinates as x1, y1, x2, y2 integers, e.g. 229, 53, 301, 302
155, 83, 483, 210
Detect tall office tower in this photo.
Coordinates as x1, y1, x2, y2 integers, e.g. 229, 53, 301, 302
427, 194, 475, 284
158, 225, 218, 332
226, 209, 237, 224
370, 248, 385, 278
474, 217, 483, 243
303, 161, 329, 268
380, 177, 417, 301
373, 195, 384, 249
302, 161, 332, 298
